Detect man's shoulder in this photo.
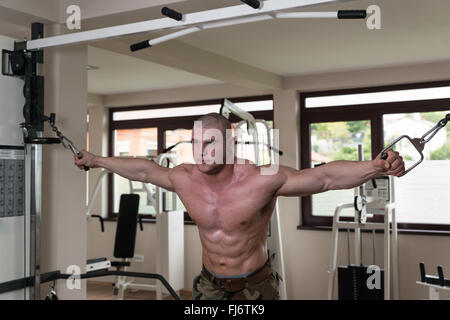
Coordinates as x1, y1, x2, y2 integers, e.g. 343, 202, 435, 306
172, 163, 194, 174
235, 160, 283, 182
169, 163, 195, 180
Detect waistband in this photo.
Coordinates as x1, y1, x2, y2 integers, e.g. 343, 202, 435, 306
201, 259, 272, 293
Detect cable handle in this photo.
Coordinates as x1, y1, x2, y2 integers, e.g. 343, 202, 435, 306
47, 117, 90, 171
76, 152, 90, 171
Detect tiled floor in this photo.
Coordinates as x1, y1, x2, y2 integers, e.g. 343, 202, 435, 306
86, 281, 192, 300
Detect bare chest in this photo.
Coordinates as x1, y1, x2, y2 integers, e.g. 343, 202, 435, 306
173, 177, 274, 231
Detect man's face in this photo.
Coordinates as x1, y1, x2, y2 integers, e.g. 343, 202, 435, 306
192, 124, 228, 174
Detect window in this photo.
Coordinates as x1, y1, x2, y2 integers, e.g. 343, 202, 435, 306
311, 120, 371, 218
112, 128, 158, 214
300, 81, 450, 233
108, 96, 274, 222
383, 111, 450, 225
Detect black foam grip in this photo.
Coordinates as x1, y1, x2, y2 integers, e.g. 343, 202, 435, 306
161, 7, 183, 21
419, 262, 426, 283
130, 41, 151, 52
241, 0, 260, 9
114, 194, 140, 258
437, 266, 445, 286
337, 10, 367, 19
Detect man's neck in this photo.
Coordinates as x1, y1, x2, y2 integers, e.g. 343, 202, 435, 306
199, 162, 235, 186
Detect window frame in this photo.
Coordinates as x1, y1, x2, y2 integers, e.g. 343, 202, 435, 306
107, 95, 274, 223
299, 80, 450, 234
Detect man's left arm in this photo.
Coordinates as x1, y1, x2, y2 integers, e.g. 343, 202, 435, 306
274, 149, 405, 197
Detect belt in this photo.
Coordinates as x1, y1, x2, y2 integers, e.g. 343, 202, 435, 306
201, 260, 272, 293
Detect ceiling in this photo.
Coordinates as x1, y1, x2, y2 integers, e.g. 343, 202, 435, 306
180, 0, 450, 75
1, 0, 449, 95
87, 46, 220, 95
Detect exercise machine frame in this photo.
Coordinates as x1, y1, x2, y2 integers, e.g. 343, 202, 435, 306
327, 145, 399, 300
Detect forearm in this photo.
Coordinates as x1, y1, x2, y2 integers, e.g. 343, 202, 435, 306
94, 156, 158, 182
321, 160, 381, 190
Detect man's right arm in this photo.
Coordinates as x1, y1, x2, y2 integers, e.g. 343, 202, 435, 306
74, 150, 174, 191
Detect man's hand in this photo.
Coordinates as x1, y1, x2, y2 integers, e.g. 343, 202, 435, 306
373, 149, 405, 177
73, 149, 98, 170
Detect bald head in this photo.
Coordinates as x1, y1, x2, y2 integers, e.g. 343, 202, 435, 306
192, 113, 235, 174
195, 113, 232, 135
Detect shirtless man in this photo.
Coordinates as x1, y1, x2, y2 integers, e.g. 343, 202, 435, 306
74, 113, 405, 300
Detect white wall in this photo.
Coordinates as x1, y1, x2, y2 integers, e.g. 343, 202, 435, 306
86, 61, 450, 299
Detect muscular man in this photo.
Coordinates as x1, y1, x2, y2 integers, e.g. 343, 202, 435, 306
75, 113, 405, 300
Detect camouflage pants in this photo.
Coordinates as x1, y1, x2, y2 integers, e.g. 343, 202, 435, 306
192, 269, 281, 300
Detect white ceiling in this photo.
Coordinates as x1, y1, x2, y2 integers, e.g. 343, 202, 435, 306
88, 46, 220, 95
1, 0, 450, 95
178, 0, 450, 75
86, 0, 450, 94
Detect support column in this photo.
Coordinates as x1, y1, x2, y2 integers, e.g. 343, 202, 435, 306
273, 89, 300, 300
41, 24, 88, 300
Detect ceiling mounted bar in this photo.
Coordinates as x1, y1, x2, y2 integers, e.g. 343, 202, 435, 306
161, 7, 183, 21
241, 0, 261, 9
23, 0, 341, 50
131, 14, 275, 51
130, 7, 367, 51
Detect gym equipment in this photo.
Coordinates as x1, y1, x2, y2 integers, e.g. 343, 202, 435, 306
0, 193, 182, 300
1, 28, 44, 300
46, 116, 89, 171
86, 153, 176, 231
381, 113, 450, 175
241, 0, 262, 9
0, 269, 181, 300
219, 98, 287, 300
162, 139, 283, 156
130, 3, 367, 52
86, 258, 111, 273
4, 1, 368, 52
328, 144, 399, 300
1, 21, 184, 298
416, 263, 450, 300
86, 154, 182, 300
161, 7, 183, 21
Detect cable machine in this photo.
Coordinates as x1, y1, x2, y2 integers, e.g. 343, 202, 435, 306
327, 144, 399, 300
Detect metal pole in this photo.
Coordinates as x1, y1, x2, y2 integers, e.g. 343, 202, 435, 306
29, 140, 42, 300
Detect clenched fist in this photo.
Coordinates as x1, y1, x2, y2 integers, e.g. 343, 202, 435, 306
73, 149, 98, 170
373, 149, 405, 177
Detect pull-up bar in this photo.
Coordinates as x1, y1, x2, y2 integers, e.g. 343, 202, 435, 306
19, 0, 366, 52
130, 7, 366, 52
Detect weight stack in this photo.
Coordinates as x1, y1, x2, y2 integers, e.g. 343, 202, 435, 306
338, 264, 384, 300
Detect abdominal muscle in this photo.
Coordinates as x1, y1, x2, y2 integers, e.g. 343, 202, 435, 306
199, 222, 269, 276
